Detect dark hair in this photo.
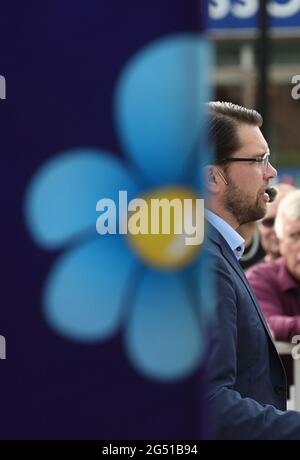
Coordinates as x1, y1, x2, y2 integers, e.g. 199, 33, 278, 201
207, 101, 263, 163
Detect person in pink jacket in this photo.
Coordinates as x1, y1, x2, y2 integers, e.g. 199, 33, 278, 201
247, 189, 300, 342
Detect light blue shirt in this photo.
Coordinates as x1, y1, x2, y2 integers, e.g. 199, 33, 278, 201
205, 209, 245, 261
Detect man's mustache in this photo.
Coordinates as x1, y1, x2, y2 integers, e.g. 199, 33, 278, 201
266, 187, 277, 203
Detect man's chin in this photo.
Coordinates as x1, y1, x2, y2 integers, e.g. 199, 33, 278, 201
256, 204, 267, 221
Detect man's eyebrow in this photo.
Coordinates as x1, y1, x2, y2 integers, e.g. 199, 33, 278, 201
255, 150, 270, 158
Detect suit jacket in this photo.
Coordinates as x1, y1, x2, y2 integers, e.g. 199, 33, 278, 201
206, 227, 300, 439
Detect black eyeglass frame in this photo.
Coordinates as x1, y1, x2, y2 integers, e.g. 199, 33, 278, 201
218, 151, 270, 167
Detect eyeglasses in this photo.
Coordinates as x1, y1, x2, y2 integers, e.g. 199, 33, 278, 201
261, 217, 275, 228
219, 151, 270, 175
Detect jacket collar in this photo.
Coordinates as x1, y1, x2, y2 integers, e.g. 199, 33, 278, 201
208, 226, 275, 343
205, 209, 245, 260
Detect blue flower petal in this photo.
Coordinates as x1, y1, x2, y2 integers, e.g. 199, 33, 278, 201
43, 236, 136, 341
124, 270, 203, 381
24, 148, 141, 249
115, 34, 213, 186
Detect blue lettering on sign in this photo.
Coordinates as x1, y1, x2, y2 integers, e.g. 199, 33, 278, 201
208, 0, 300, 30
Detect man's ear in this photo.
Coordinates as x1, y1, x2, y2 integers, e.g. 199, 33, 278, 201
204, 165, 220, 193
209, 167, 217, 183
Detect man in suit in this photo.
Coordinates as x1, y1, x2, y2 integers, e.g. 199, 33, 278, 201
205, 101, 300, 439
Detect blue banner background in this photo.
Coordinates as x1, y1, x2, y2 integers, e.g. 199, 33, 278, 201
208, 0, 300, 32
1, 1, 210, 439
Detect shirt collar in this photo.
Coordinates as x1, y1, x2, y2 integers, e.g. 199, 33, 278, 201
205, 209, 245, 260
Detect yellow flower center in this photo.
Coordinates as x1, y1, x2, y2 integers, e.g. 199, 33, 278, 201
126, 186, 205, 270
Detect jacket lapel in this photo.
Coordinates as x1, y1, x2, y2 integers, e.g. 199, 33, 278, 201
208, 228, 275, 343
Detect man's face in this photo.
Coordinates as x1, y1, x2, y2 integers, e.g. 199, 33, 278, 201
258, 200, 280, 259
222, 124, 277, 226
280, 218, 300, 281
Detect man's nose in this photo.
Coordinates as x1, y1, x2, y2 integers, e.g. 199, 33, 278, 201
265, 162, 277, 180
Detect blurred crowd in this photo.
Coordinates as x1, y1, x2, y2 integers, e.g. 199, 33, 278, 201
238, 183, 300, 388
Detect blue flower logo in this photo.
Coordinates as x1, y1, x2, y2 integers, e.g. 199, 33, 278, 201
24, 34, 214, 381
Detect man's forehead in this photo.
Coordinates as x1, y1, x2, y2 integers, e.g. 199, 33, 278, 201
236, 123, 268, 153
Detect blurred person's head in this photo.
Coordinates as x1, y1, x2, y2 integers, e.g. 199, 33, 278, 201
206, 101, 277, 228
275, 189, 300, 281
258, 183, 296, 262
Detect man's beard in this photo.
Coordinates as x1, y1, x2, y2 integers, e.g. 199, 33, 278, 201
223, 176, 266, 225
